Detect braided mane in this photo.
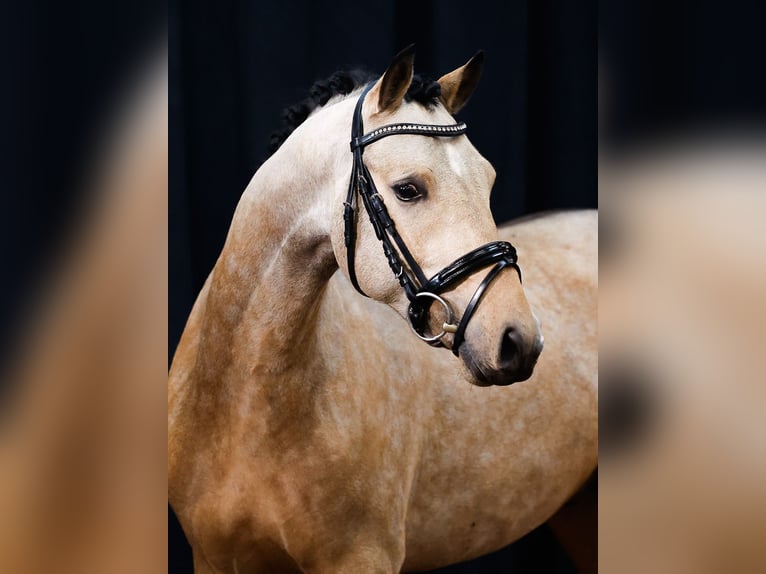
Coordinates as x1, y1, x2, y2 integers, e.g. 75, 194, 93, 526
268, 70, 442, 155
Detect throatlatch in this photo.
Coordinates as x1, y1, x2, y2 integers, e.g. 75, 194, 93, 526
344, 82, 521, 356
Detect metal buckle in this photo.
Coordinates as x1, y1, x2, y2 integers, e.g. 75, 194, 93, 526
409, 292, 458, 343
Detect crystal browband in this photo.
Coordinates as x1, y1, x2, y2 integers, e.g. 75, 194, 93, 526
351, 122, 467, 151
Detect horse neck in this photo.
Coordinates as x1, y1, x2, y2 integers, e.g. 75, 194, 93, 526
199, 103, 351, 375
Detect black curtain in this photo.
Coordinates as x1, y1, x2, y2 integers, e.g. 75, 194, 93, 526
169, 1, 596, 571
600, 0, 766, 150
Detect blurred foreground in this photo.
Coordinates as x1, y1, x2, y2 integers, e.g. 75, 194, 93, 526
600, 140, 766, 573
0, 55, 168, 573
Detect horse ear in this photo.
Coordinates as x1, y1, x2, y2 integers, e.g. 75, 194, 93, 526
438, 51, 484, 114
370, 44, 415, 114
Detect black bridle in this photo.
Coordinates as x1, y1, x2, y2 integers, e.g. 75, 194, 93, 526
343, 82, 522, 356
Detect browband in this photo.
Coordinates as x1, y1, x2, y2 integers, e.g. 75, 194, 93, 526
344, 81, 521, 356
352, 122, 467, 150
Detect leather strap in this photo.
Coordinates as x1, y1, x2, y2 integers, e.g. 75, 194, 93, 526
419, 241, 520, 294
451, 260, 510, 354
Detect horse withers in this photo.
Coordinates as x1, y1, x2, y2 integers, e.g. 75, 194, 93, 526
169, 47, 597, 573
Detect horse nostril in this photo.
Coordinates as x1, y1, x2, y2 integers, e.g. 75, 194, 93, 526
499, 327, 521, 369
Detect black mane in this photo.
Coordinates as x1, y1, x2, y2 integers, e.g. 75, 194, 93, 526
268, 70, 442, 155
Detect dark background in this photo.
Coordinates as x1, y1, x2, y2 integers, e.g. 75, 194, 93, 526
170, 0, 595, 572
599, 0, 766, 152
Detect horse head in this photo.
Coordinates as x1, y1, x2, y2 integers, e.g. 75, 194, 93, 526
328, 47, 544, 385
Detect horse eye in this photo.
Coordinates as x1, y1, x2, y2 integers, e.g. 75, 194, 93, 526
393, 183, 422, 202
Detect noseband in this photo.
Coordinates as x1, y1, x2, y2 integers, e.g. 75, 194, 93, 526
344, 82, 522, 356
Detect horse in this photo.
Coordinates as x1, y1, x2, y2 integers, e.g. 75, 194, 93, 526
169, 47, 597, 573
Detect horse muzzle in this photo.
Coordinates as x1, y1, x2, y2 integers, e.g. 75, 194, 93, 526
461, 328, 544, 386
